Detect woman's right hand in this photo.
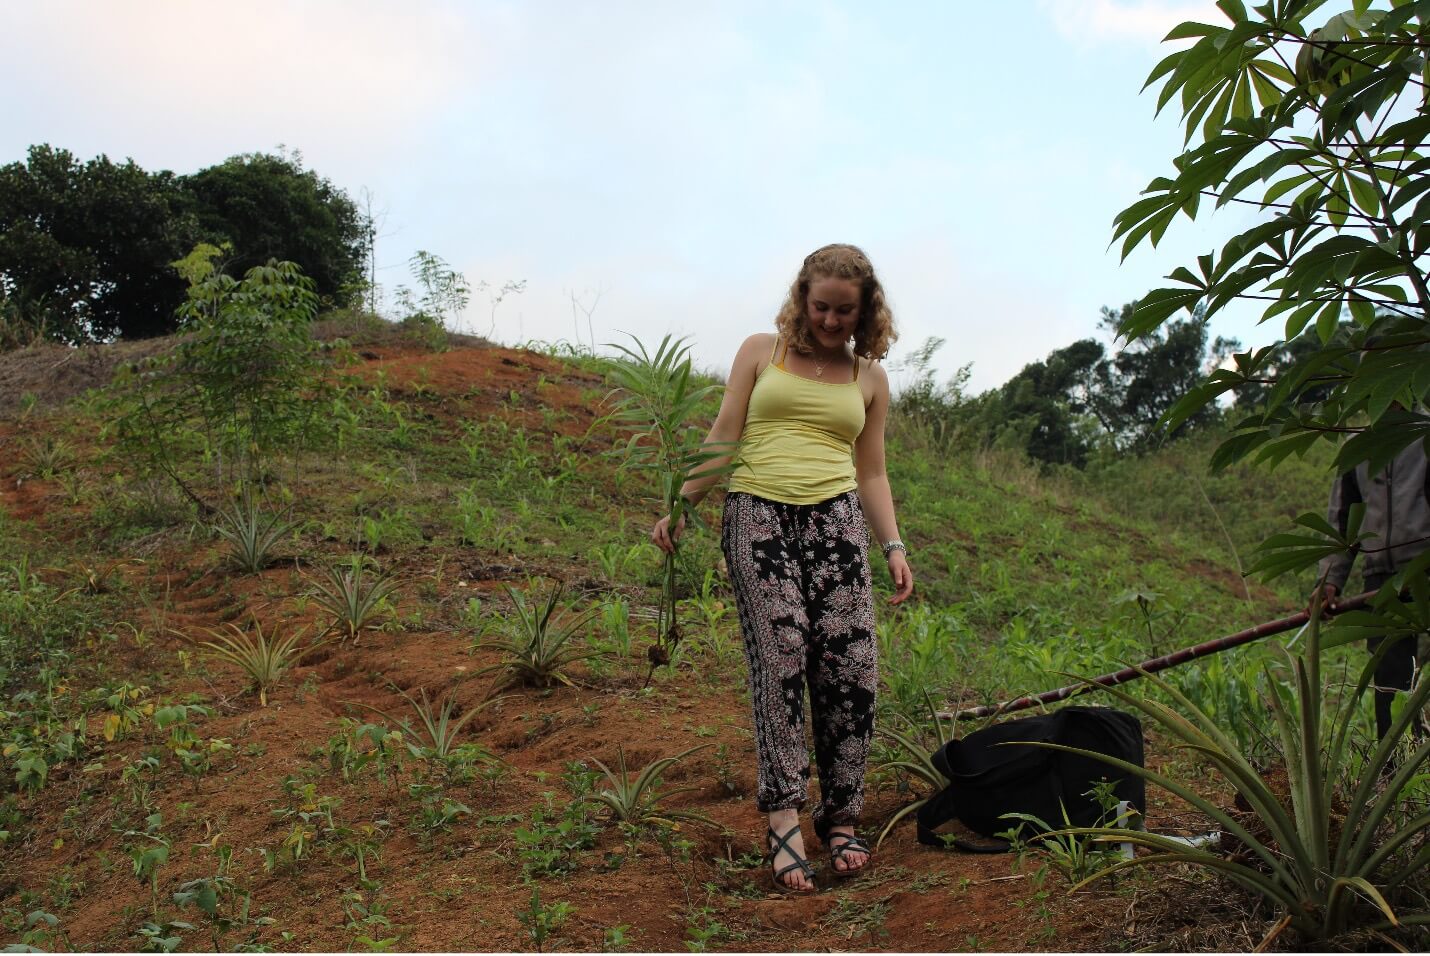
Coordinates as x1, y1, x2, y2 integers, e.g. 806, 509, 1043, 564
652, 513, 686, 554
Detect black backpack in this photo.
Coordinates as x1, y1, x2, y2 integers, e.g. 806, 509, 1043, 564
915, 706, 1145, 852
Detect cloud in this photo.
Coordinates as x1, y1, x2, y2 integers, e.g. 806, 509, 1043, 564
1039, 0, 1220, 48
0, 1, 482, 171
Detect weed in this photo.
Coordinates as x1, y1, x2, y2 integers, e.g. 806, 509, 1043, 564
324, 719, 405, 784
407, 782, 470, 835
135, 918, 195, 952
125, 812, 171, 916
602, 924, 634, 951
684, 904, 731, 951
516, 886, 571, 953
996, 782, 1127, 884
514, 793, 600, 879
823, 895, 892, 942
173, 874, 274, 951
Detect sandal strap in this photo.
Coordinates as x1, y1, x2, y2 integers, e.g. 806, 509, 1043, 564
766, 825, 816, 882
829, 833, 871, 866
830, 834, 871, 854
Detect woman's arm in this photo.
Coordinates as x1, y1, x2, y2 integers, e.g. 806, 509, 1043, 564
854, 361, 914, 604
652, 333, 768, 553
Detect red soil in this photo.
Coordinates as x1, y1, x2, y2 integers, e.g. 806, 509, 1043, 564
0, 342, 1222, 953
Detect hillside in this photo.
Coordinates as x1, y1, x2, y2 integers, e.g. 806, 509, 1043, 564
0, 326, 1378, 952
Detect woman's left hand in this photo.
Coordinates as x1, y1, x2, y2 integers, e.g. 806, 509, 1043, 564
887, 551, 914, 605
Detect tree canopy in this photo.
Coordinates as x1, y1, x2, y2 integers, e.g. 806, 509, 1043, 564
0, 146, 365, 344
0, 145, 200, 341
1111, 0, 1430, 481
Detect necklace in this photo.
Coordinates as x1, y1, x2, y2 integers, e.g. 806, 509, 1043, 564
814, 356, 828, 377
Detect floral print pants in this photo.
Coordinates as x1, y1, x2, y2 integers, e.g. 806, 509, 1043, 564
721, 490, 878, 829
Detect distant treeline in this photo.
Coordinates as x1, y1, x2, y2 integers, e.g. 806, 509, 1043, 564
0, 144, 366, 345
894, 304, 1322, 468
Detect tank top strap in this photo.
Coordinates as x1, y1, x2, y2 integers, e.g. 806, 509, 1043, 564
852, 354, 861, 382
772, 335, 789, 369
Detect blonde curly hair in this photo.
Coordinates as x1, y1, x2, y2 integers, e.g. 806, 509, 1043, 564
774, 243, 897, 361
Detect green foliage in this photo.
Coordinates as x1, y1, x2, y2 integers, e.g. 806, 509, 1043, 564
0, 145, 200, 341
309, 554, 400, 644
513, 793, 601, 879
0, 145, 363, 341
184, 150, 365, 308
212, 489, 299, 573
393, 250, 469, 335
996, 780, 1129, 883
586, 745, 715, 830
1111, 0, 1430, 480
357, 686, 507, 781
106, 254, 333, 496
604, 334, 738, 673
196, 619, 315, 707
895, 308, 1230, 467
871, 695, 955, 847
323, 718, 405, 784
1048, 615, 1429, 942
472, 582, 602, 692
516, 886, 571, 953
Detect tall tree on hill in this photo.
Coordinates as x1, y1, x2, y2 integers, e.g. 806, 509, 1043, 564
1097, 302, 1229, 451
981, 303, 1225, 465
183, 151, 365, 307
0, 144, 200, 342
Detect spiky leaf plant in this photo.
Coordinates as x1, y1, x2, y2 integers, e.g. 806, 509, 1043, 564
1034, 611, 1430, 946
212, 489, 298, 573
872, 693, 956, 847
309, 554, 400, 645
359, 686, 508, 760
196, 619, 314, 707
473, 582, 602, 693
604, 334, 740, 683
20, 435, 73, 478
587, 744, 715, 829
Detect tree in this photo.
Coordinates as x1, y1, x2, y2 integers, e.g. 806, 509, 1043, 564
0, 145, 199, 342
1098, 2, 1430, 941
1096, 303, 1227, 451
1112, 0, 1430, 479
183, 151, 365, 308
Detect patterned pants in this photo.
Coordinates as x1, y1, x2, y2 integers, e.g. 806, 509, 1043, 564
721, 490, 878, 830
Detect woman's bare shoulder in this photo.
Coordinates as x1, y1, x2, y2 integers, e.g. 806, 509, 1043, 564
861, 356, 889, 405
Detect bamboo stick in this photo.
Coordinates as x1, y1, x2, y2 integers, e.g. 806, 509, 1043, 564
938, 590, 1377, 722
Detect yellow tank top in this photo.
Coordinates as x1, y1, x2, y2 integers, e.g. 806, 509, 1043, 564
728, 337, 866, 505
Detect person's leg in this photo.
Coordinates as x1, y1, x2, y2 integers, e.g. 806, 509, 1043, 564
722, 493, 815, 890
1370, 633, 1418, 741
801, 491, 878, 873
1363, 571, 1423, 742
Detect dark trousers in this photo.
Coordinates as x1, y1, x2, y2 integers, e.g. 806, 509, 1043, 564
1364, 572, 1423, 741
721, 490, 878, 831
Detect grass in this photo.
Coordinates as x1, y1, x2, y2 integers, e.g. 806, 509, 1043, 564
0, 329, 1385, 951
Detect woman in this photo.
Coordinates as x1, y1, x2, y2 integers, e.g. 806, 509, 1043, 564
652, 243, 914, 892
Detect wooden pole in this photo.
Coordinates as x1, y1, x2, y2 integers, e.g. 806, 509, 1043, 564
937, 590, 1376, 722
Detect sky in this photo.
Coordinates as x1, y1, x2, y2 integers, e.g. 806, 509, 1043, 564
0, 0, 1278, 392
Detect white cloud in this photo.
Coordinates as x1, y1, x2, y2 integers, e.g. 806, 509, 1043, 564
0, 1, 483, 171
1039, 0, 1221, 48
